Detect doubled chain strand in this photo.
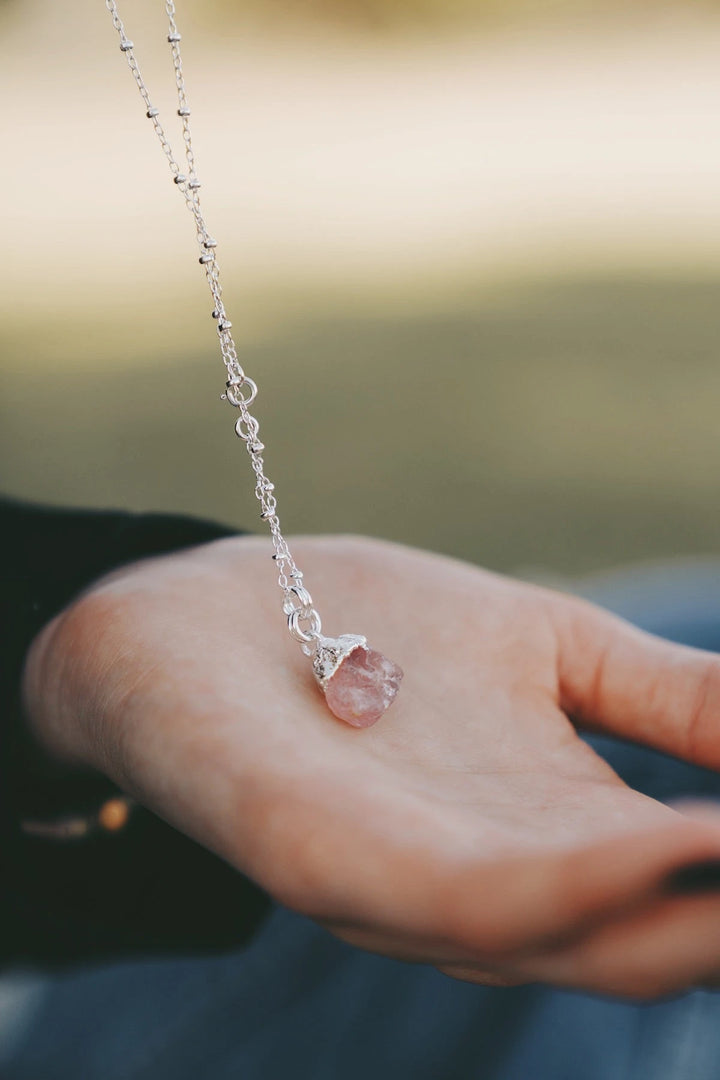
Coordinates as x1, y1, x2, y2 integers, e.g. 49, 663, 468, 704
104, 0, 323, 651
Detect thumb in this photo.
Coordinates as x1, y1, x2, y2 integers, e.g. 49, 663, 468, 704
550, 591, 720, 769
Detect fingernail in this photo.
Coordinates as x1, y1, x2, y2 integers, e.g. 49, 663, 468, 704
665, 859, 720, 894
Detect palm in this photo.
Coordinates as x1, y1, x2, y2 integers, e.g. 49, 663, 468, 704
27, 535, 720, 998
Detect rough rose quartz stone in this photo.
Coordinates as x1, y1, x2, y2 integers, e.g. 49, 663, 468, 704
324, 647, 403, 728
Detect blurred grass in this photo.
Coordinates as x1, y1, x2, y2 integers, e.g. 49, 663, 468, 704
3, 274, 720, 575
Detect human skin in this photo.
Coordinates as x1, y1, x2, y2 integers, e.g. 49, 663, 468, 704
21, 533, 720, 998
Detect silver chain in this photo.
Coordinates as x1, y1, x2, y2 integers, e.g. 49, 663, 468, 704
104, 0, 323, 653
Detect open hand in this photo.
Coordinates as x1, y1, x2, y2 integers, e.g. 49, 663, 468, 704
23, 534, 720, 998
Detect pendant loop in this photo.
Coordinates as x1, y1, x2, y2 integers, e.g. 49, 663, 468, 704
288, 608, 322, 643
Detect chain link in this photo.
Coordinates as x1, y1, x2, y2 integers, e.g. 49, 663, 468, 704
104, 0, 322, 651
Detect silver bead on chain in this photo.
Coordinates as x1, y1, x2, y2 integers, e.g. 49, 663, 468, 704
104, 0, 323, 654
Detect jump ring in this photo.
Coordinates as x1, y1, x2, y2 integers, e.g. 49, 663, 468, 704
235, 414, 260, 441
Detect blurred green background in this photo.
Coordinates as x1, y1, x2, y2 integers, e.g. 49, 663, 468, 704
3, 0, 720, 576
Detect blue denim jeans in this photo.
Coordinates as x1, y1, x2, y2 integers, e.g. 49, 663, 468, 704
4, 559, 720, 1080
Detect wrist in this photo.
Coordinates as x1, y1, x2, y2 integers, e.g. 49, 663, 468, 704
21, 608, 88, 769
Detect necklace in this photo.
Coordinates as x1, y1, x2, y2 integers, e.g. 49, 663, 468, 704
103, 0, 403, 728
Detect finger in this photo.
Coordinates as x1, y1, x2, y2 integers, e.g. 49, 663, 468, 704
433, 817, 720, 959
266, 788, 720, 962
325, 924, 528, 986
326, 821, 720, 997
523, 889, 720, 999
550, 591, 720, 768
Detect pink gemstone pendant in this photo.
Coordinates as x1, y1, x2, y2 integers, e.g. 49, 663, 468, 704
312, 635, 403, 728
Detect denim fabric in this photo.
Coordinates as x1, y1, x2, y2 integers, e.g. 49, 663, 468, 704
4, 560, 720, 1080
